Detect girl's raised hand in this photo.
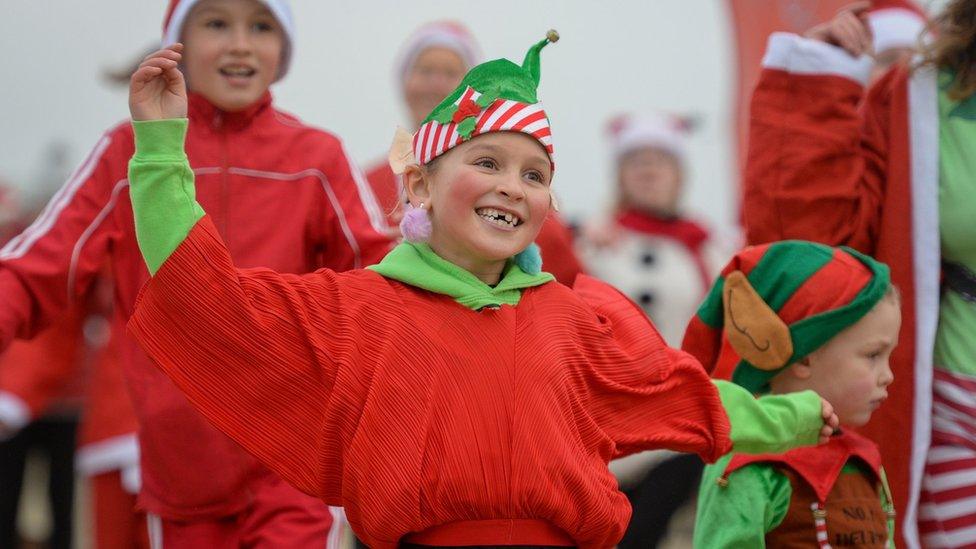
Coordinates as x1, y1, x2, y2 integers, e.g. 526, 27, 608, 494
129, 44, 187, 121
804, 1, 874, 58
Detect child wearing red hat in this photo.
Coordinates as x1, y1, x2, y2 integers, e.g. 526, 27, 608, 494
689, 241, 900, 547
0, 0, 389, 546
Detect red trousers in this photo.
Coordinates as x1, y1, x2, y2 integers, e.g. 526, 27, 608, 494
91, 470, 149, 549
145, 470, 336, 548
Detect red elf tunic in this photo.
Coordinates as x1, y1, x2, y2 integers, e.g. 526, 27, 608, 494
128, 215, 734, 549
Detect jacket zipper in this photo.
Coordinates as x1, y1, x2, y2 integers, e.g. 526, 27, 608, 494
214, 111, 230, 239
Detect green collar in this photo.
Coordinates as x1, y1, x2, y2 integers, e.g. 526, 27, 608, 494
367, 242, 553, 310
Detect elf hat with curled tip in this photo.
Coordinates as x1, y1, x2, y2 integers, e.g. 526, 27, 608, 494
681, 240, 891, 394
389, 30, 560, 176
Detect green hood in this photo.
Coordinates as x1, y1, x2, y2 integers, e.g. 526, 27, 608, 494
368, 242, 553, 310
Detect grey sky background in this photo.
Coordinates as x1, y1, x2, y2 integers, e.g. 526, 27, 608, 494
0, 1, 947, 230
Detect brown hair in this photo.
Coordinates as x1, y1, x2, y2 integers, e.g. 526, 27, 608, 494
921, 0, 976, 100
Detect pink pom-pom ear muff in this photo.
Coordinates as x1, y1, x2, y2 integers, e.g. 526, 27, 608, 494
399, 202, 433, 243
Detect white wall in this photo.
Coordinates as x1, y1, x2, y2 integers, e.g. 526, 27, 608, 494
1, 0, 741, 229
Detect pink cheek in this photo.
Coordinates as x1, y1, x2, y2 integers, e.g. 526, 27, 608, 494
444, 172, 488, 205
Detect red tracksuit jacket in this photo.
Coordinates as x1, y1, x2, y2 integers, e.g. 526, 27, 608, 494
0, 91, 391, 519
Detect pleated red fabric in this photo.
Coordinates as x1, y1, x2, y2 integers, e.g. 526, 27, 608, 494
128, 215, 732, 549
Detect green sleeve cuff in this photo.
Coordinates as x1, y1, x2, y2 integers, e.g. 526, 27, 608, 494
716, 380, 823, 454
128, 118, 205, 275
132, 119, 190, 161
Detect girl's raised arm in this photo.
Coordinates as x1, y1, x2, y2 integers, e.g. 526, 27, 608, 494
124, 47, 368, 499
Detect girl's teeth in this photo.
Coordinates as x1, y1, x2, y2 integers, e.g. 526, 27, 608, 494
476, 208, 520, 227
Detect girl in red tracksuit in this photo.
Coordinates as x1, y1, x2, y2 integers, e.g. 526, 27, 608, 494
0, 0, 389, 546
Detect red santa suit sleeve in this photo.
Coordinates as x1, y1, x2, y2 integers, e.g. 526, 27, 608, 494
743, 32, 890, 253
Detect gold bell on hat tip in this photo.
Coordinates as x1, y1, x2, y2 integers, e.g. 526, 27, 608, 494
546, 29, 560, 43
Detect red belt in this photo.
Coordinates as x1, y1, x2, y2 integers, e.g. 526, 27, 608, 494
403, 519, 575, 546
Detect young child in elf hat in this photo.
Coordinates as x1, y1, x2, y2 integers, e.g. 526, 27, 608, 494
126, 33, 841, 549
0, 0, 390, 545
688, 241, 900, 548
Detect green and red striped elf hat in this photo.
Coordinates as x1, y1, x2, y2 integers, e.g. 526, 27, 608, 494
681, 240, 891, 394
394, 30, 559, 173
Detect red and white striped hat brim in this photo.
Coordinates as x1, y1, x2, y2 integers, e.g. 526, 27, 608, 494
412, 87, 555, 170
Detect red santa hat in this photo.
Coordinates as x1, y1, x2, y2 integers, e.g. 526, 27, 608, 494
394, 21, 482, 89
606, 112, 695, 163
868, 0, 927, 54
162, 0, 295, 81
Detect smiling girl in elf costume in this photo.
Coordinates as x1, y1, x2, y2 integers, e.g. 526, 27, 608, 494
125, 33, 840, 548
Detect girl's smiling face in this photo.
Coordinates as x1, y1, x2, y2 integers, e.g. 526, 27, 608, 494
405, 132, 553, 284
180, 0, 283, 112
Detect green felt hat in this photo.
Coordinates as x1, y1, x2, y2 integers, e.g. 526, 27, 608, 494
681, 240, 891, 393
410, 30, 559, 168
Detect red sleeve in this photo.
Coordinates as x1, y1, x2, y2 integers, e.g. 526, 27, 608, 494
743, 37, 895, 253
364, 160, 402, 224
572, 275, 732, 462
128, 215, 372, 498
317, 138, 393, 270
535, 213, 584, 286
0, 302, 85, 416
0, 126, 130, 349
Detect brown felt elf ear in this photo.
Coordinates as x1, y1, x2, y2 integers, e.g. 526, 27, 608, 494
722, 270, 793, 371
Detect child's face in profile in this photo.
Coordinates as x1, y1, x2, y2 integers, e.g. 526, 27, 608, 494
424, 132, 552, 273
181, 0, 283, 112
801, 296, 901, 427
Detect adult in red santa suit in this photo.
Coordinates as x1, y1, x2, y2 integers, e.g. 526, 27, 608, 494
0, 0, 390, 546
366, 21, 583, 285
743, 1, 976, 547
